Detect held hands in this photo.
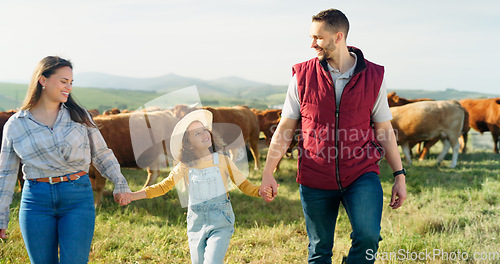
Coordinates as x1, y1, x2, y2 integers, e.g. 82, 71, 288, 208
260, 173, 279, 202
259, 185, 279, 201
114, 192, 132, 206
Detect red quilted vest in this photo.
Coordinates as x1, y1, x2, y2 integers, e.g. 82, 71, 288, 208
293, 47, 385, 190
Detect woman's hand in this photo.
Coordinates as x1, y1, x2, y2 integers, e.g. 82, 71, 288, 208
114, 192, 132, 206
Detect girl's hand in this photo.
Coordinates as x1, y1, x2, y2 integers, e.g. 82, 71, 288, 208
0, 229, 6, 239
259, 185, 279, 200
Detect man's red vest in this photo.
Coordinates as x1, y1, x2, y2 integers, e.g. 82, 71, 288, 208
293, 47, 385, 190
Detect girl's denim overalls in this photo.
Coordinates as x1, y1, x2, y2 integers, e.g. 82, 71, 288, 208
186, 153, 235, 264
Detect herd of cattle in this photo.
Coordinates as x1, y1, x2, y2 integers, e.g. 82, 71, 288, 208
1, 92, 499, 206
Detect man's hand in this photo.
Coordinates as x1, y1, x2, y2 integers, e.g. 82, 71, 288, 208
390, 175, 406, 209
114, 192, 132, 206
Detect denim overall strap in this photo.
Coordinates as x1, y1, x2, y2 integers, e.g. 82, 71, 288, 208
213, 152, 219, 165
188, 153, 229, 207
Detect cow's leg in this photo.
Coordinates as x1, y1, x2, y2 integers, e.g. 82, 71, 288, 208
249, 139, 260, 170
16, 166, 24, 193
449, 139, 460, 168
89, 166, 105, 207
144, 168, 160, 188
459, 132, 468, 154
491, 128, 499, 154
436, 139, 451, 166
401, 142, 412, 165
418, 138, 439, 161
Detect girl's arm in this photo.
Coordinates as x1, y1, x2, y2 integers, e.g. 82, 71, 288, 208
131, 190, 147, 201
141, 163, 187, 199
222, 155, 264, 198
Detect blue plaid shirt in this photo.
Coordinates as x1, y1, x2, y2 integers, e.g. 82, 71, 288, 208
0, 105, 131, 229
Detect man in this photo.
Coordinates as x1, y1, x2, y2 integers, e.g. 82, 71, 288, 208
260, 9, 407, 264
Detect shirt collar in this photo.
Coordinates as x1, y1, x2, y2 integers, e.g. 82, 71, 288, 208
18, 103, 67, 118
327, 52, 357, 78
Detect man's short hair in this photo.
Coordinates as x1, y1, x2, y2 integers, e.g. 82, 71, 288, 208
312, 9, 350, 39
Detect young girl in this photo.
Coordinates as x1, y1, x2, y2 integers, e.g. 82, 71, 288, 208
130, 109, 271, 264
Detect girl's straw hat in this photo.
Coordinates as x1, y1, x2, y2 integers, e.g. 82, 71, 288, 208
170, 109, 213, 161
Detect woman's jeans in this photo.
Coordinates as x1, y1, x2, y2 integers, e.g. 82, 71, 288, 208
300, 172, 383, 264
19, 174, 95, 264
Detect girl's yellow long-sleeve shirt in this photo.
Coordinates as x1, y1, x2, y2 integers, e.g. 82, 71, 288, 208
143, 154, 261, 199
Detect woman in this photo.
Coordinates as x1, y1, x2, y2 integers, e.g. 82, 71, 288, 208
0, 56, 132, 263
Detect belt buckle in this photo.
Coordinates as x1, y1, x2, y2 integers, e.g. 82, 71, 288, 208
48, 177, 64, 184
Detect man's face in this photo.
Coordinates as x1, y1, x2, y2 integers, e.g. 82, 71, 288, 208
310, 21, 337, 61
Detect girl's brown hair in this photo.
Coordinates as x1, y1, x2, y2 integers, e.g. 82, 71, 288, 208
178, 121, 226, 165
21, 56, 96, 127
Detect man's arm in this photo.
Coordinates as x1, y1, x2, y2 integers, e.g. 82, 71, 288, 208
374, 120, 407, 209
261, 117, 298, 202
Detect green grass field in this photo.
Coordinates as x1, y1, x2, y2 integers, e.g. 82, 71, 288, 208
0, 146, 499, 263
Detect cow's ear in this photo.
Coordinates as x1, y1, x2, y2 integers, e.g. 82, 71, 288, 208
496, 99, 500, 105
388, 91, 396, 97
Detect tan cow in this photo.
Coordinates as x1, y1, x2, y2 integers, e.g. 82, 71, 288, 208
390, 100, 465, 168
459, 98, 500, 153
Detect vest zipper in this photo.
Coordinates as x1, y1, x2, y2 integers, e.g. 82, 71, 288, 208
335, 106, 342, 191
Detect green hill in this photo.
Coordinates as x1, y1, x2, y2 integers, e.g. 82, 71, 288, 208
390, 88, 499, 100
1, 81, 497, 113
0, 82, 160, 113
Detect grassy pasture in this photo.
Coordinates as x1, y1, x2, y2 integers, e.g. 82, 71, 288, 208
0, 144, 499, 263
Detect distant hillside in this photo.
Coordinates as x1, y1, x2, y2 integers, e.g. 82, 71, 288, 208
390, 88, 499, 100
74, 72, 286, 99
0, 82, 160, 113
1, 79, 497, 113
0, 82, 283, 112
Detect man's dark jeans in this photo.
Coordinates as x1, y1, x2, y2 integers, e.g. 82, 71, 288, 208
300, 172, 383, 264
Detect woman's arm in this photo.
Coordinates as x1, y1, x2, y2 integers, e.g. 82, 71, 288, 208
0, 122, 21, 232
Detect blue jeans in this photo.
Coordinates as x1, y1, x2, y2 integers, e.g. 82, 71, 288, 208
19, 174, 96, 264
300, 172, 383, 264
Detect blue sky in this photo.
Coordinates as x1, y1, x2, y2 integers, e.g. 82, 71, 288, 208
1, 0, 499, 94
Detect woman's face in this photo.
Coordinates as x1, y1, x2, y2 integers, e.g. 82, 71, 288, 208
186, 121, 212, 151
39, 66, 73, 104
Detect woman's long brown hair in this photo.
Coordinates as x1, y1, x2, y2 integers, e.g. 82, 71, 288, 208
20, 56, 95, 127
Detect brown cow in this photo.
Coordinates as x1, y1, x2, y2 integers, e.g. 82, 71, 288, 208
90, 109, 177, 206
87, 109, 100, 117
390, 100, 465, 168
103, 108, 121, 115
251, 109, 282, 145
203, 106, 261, 170
387, 91, 433, 107
459, 98, 500, 154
